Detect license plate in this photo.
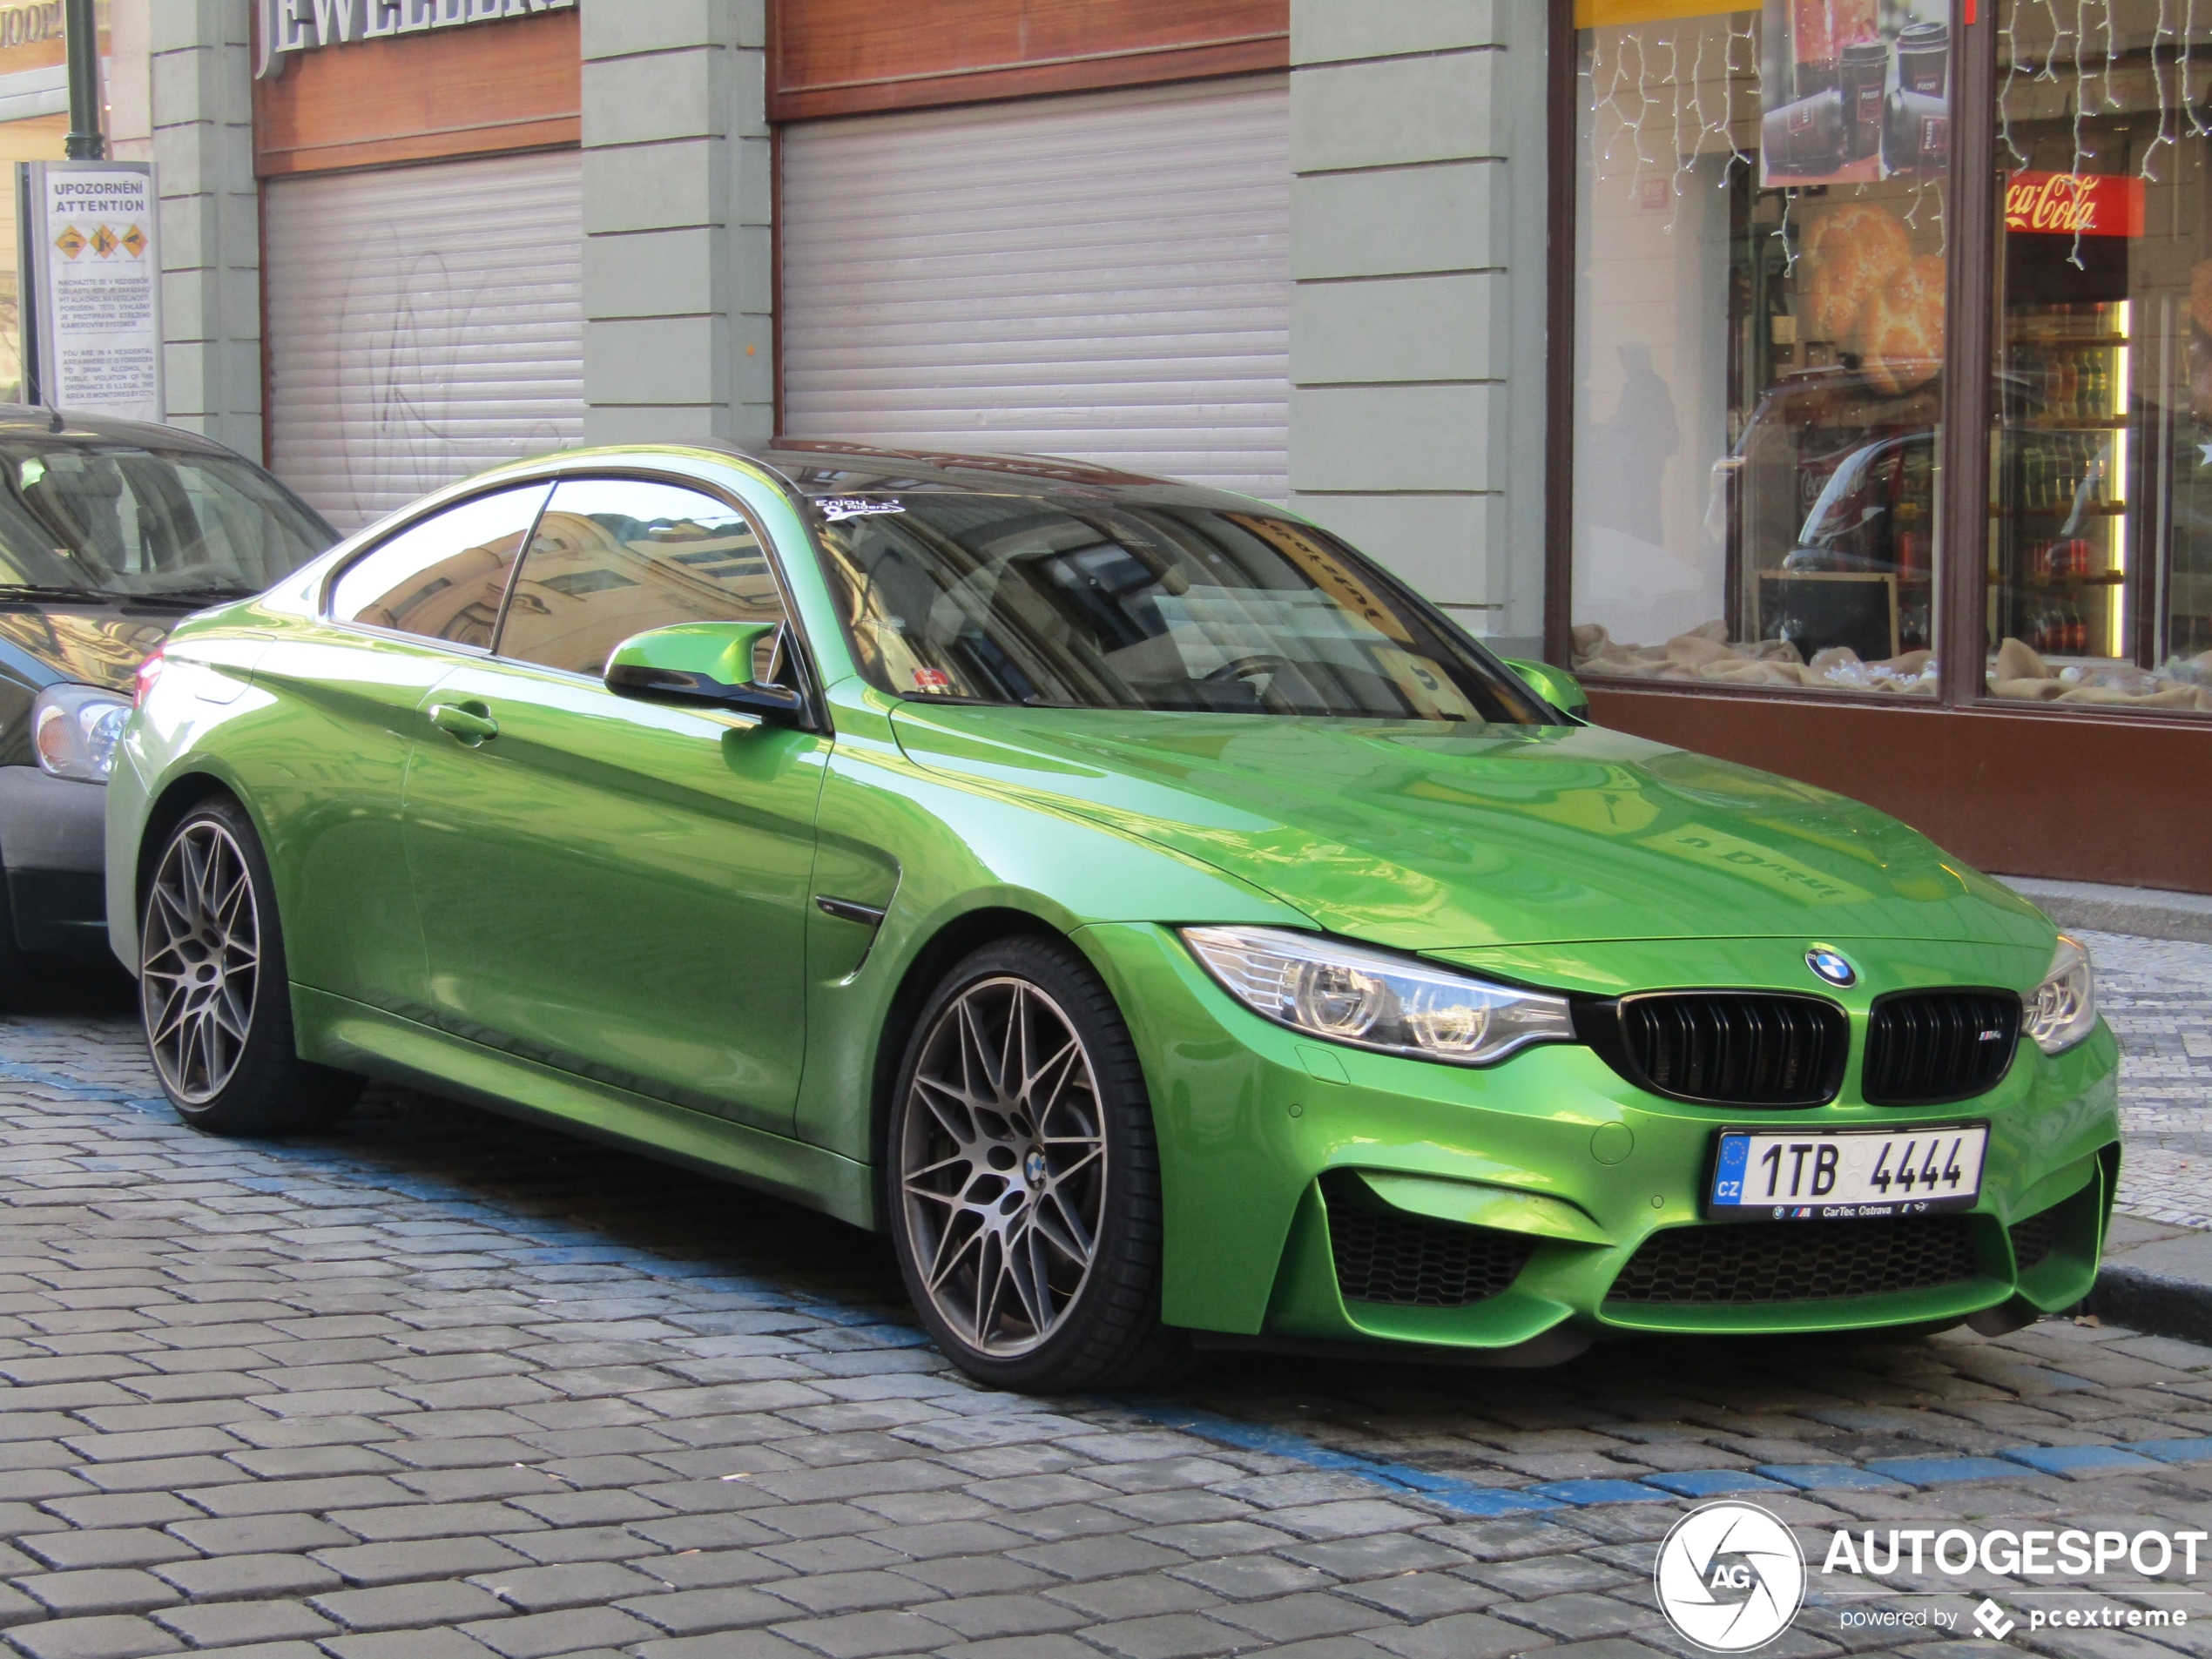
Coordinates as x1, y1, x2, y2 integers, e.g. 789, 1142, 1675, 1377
1708, 1124, 1988, 1219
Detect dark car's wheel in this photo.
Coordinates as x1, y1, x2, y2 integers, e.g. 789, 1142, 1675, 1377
888, 937, 1187, 1392
139, 798, 361, 1134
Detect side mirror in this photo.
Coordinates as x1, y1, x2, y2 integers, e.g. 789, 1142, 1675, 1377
1501, 657, 1588, 721
604, 621, 810, 727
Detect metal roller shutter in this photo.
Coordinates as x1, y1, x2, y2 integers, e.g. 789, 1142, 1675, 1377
264, 150, 584, 534
780, 77, 1291, 501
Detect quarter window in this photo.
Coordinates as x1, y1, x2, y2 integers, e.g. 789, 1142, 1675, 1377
327, 484, 553, 648
496, 479, 786, 677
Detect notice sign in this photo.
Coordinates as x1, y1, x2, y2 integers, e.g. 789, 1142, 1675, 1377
23, 162, 165, 423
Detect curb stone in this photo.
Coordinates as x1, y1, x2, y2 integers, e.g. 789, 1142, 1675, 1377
2083, 1264, 2212, 1346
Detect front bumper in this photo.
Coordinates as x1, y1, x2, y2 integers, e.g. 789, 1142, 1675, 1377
0, 765, 109, 959
1076, 922, 2121, 1354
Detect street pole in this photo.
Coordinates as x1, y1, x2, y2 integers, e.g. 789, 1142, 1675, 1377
63, 0, 103, 161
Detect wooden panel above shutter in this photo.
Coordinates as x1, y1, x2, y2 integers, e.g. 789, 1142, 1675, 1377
253, 7, 579, 177
769, 0, 1288, 120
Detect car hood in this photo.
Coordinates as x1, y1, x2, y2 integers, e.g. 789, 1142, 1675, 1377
887, 704, 2052, 954
0, 604, 170, 693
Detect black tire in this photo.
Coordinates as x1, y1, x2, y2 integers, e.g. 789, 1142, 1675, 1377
887, 935, 1188, 1393
138, 796, 361, 1135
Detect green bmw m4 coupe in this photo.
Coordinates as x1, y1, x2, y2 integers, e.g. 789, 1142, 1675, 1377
106, 442, 2119, 1390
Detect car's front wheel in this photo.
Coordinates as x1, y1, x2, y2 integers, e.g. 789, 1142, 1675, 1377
888, 936, 1185, 1392
139, 797, 361, 1134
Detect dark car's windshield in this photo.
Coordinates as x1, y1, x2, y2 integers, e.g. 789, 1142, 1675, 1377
0, 439, 333, 601
811, 490, 1551, 724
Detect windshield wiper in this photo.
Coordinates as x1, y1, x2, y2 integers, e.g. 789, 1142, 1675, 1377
0, 583, 111, 602
125, 585, 260, 605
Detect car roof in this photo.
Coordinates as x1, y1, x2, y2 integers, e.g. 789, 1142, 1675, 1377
741, 439, 1253, 506
0, 403, 244, 458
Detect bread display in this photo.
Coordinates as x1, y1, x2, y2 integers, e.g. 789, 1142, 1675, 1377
1858, 253, 1946, 395
1802, 203, 1912, 341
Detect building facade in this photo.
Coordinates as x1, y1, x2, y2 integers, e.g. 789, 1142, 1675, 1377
124, 1, 2211, 892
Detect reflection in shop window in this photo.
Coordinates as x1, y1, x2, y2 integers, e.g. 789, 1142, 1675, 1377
1984, 1, 2212, 713
1572, 1, 1949, 698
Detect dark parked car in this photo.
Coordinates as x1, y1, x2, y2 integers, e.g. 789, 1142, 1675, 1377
0, 408, 333, 989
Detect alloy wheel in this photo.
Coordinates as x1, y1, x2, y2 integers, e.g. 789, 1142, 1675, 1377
899, 975, 1108, 1356
141, 819, 261, 1104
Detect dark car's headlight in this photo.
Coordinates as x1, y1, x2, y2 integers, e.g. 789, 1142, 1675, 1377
2025, 934, 2097, 1055
1181, 925, 1575, 1066
33, 684, 131, 783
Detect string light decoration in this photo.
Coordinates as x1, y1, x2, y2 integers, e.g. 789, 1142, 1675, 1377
2143, 0, 2179, 182
1581, 13, 1757, 239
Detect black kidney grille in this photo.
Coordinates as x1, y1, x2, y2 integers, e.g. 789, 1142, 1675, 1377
1607, 1215, 1982, 1305
1615, 994, 1848, 1106
2008, 1205, 2064, 1273
1323, 1176, 1533, 1308
1864, 991, 2021, 1105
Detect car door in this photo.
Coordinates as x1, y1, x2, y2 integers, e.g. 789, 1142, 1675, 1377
249, 482, 551, 1014
399, 475, 828, 1133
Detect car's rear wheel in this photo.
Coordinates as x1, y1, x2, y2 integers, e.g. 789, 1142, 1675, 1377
888, 936, 1186, 1392
139, 798, 361, 1134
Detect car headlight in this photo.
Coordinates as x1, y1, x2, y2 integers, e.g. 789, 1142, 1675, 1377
33, 683, 131, 783
1180, 925, 1575, 1066
2024, 934, 2097, 1055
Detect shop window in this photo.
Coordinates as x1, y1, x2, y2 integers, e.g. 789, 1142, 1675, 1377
328, 483, 553, 648
1985, 2, 2212, 714
1570, 3, 1951, 699
496, 479, 785, 678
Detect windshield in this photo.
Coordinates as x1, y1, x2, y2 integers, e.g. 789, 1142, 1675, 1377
812, 491, 1551, 724
0, 439, 334, 601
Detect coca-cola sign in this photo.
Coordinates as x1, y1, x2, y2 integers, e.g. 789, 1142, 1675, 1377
2005, 172, 2147, 238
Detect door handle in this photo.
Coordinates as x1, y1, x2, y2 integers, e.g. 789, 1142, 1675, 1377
428, 703, 499, 744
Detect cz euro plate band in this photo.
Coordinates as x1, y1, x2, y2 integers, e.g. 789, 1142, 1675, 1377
1709, 1123, 1989, 1220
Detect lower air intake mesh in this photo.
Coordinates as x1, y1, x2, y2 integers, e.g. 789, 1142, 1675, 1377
1607, 1215, 1982, 1305
2008, 1206, 2065, 1273
1322, 1175, 1533, 1308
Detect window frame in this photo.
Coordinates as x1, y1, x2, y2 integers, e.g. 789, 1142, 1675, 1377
317, 467, 828, 725
483, 468, 829, 725
319, 480, 558, 658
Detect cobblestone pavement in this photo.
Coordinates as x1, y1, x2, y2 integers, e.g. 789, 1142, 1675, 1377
5, 961, 2212, 1659
2084, 931, 2212, 1230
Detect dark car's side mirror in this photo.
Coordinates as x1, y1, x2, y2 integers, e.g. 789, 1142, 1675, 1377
1501, 657, 1589, 721
604, 621, 809, 727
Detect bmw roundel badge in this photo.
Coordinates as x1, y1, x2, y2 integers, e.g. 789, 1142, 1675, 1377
1806, 947, 1857, 988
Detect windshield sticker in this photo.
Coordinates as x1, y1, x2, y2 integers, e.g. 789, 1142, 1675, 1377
912, 667, 953, 694
818, 497, 905, 523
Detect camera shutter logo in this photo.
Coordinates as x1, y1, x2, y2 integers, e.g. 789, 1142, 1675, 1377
1655, 1502, 1807, 1652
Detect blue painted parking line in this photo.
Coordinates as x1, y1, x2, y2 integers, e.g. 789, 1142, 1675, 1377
2132, 1438, 2212, 1464
1758, 1463, 1911, 1492
1525, 1478, 1670, 1506
2000, 1444, 2162, 1478
1644, 1469, 1789, 1497
1865, 1455, 2031, 1486
1120, 1401, 1562, 1518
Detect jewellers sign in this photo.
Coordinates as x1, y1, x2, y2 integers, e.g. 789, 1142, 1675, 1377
255, 0, 572, 79
2005, 171, 2148, 238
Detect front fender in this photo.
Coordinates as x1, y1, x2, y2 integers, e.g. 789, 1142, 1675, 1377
789, 685, 1310, 1192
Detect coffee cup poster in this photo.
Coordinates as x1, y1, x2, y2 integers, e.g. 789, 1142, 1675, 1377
1761, 0, 1952, 185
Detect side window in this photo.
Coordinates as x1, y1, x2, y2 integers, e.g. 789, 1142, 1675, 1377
327, 484, 552, 649
496, 478, 786, 677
